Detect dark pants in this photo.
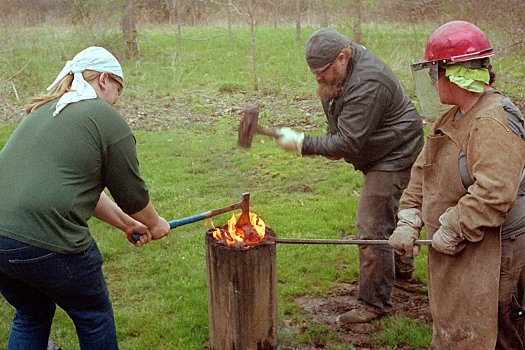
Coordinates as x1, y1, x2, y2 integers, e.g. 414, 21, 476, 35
356, 170, 412, 314
497, 234, 525, 350
0, 237, 118, 350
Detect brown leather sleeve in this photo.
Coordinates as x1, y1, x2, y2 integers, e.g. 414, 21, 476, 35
399, 148, 425, 212
454, 116, 525, 241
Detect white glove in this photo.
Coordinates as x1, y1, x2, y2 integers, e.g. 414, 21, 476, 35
274, 127, 304, 154
432, 207, 466, 255
388, 208, 423, 257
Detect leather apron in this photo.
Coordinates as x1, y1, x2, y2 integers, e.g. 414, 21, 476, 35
422, 104, 501, 349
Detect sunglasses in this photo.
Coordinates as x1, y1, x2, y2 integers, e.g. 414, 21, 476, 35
310, 59, 336, 76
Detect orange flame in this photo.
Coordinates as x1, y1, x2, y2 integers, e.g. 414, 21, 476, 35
211, 212, 266, 247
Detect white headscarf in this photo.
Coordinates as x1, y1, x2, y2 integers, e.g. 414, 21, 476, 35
47, 46, 124, 117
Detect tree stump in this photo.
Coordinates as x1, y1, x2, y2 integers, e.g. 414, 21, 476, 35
205, 229, 277, 350
122, 0, 139, 58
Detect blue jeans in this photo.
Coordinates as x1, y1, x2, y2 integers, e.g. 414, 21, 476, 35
0, 236, 118, 350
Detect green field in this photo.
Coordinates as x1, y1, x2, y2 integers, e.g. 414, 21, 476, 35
0, 21, 523, 349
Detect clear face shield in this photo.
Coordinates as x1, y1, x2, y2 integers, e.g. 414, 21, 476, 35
410, 61, 449, 120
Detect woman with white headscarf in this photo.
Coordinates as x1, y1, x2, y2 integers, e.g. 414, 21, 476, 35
0, 46, 170, 349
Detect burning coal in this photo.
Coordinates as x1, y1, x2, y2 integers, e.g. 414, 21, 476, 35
210, 212, 266, 248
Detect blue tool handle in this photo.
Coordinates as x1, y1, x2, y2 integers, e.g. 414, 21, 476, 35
169, 213, 207, 228
131, 233, 142, 242
131, 213, 207, 243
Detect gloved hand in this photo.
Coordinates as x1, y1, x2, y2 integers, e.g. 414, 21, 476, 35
432, 208, 466, 255
432, 225, 466, 255
389, 225, 421, 257
274, 127, 304, 154
388, 208, 423, 257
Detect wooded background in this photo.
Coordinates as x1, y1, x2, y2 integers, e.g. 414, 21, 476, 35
2, 0, 524, 57
2, 0, 523, 102
0, 2, 524, 348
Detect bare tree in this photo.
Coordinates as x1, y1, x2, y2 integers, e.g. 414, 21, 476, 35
122, 0, 139, 58
269, 0, 286, 28
188, 0, 204, 25
320, 0, 328, 28
165, 0, 183, 48
295, 0, 301, 41
353, 0, 362, 44
227, 0, 233, 36
226, 0, 259, 92
248, 0, 258, 92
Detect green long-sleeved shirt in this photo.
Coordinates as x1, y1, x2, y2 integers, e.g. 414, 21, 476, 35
0, 98, 149, 253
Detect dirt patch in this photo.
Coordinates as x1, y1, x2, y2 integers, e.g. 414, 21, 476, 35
286, 279, 431, 349
4, 92, 524, 136
0, 92, 326, 132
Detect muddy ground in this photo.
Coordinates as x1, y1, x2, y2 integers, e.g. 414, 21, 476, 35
282, 278, 431, 350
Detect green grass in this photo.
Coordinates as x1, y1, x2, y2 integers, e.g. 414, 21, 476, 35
1, 20, 523, 349
3, 22, 522, 124
0, 120, 429, 349
375, 316, 433, 348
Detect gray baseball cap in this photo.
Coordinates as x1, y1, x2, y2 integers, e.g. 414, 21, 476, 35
305, 28, 352, 69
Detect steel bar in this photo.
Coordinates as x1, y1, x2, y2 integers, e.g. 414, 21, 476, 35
273, 238, 432, 245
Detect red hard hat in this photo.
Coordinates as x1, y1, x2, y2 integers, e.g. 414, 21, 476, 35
421, 21, 493, 64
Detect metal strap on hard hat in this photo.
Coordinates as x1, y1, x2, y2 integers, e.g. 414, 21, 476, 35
449, 47, 494, 62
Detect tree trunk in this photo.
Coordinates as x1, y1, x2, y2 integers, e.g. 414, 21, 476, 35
227, 0, 232, 37
320, 0, 328, 28
171, 0, 182, 49
248, 0, 258, 93
295, 0, 301, 41
122, 0, 139, 58
205, 232, 277, 350
353, 0, 362, 44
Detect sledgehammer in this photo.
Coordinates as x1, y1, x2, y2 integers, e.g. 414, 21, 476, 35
131, 192, 251, 242
237, 107, 280, 148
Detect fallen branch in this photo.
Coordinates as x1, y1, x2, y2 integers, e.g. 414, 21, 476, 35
11, 82, 19, 101
1, 60, 32, 88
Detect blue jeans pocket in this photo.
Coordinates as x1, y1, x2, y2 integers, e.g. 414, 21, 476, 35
9, 249, 73, 288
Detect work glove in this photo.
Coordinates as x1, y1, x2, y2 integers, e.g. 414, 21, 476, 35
389, 208, 423, 257
432, 207, 466, 255
274, 127, 304, 154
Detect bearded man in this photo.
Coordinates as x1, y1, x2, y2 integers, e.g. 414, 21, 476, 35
273, 28, 424, 324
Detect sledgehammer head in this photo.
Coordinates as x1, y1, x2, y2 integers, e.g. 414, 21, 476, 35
237, 107, 260, 148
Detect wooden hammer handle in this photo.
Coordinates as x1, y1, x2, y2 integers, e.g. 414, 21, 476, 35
257, 127, 280, 139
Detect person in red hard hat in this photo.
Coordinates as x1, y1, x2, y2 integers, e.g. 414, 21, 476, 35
389, 21, 525, 349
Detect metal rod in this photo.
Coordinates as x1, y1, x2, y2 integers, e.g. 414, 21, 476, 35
273, 238, 432, 245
